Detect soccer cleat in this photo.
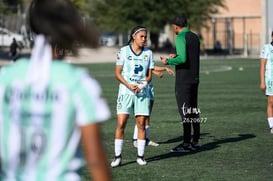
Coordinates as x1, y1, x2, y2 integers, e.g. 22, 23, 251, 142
170, 143, 194, 153
191, 142, 201, 150
111, 155, 122, 168
136, 155, 147, 166
146, 139, 159, 147
132, 139, 138, 148
271, 128, 273, 134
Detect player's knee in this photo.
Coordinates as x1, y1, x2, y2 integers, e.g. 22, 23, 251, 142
136, 121, 145, 130
137, 124, 145, 130
116, 122, 126, 132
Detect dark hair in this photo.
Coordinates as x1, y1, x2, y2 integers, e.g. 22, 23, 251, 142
170, 15, 188, 27
271, 31, 273, 46
28, 0, 99, 55
127, 26, 147, 45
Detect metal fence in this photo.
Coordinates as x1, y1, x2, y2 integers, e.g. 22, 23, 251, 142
201, 16, 261, 55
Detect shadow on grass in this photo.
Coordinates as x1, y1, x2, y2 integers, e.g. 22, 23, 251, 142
146, 133, 256, 163
157, 133, 211, 145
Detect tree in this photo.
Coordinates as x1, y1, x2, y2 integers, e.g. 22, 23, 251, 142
0, 0, 91, 15
90, 0, 226, 48
70, 0, 91, 15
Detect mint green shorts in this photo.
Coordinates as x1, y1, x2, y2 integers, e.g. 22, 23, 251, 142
266, 79, 273, 95
148, 83, 155, 100
116, 93, 150, 116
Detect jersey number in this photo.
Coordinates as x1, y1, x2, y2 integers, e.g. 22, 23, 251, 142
19, 127, 47, 166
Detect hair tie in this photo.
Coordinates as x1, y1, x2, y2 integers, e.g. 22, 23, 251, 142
26, 35, 52, 89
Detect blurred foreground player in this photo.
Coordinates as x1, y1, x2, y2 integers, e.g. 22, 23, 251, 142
0, 0, 111, 180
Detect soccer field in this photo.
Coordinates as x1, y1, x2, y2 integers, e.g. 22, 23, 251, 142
80, 58, 272, 181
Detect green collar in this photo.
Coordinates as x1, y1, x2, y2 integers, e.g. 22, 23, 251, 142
178, 27, 189, 35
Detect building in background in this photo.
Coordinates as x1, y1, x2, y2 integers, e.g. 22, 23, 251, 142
199, 0, 271, 56
1, 0, 272, 56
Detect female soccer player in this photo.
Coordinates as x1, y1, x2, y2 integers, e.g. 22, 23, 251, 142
111, 26, 154, 167
132, 66, 175, 148
0, 1, 111, 181
260, 31, 273, 134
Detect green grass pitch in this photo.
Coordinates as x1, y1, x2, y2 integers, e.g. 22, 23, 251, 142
79, 58, 272, 181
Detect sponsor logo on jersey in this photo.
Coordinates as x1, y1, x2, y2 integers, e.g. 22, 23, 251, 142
4, 86, 60, 104
134, 65, 143, 74
128, 56, 132, 60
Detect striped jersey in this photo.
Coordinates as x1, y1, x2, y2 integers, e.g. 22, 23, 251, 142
260, 43, 273, 80
0, 59, 110, 181
116, 45, 154, 95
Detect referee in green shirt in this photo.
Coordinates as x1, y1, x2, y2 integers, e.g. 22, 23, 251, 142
161, 15, 200, 152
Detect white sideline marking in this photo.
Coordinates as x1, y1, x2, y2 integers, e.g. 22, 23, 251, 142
201, 65, 232, 74
92, 65, 233, 77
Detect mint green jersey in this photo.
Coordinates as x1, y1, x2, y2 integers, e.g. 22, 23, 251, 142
116, 45, 154, 95
260, 44, 273, 80
260, 44, 273, 95
0, 59, 110, 181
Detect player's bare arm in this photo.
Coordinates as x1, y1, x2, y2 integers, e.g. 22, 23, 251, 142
260, 58, 266, 91
153, 66, 175, 78
154, 66, 175, 75
160, 56, 168, 65
166, 67, 175, 75
146, 69, 153, 83
81, 123, 111, 181
152, 70, 164, 78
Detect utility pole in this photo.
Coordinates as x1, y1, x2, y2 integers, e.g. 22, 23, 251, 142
261, 0, 268, 47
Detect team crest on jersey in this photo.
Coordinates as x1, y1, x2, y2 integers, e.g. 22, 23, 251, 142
144, 54, 148, 61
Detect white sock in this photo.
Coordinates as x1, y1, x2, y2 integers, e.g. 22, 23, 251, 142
133, 125, 138, 140
145, 125, 150, 140
268, 117, 273, 128
137, 139, 146, 156
114, 139, 123, 156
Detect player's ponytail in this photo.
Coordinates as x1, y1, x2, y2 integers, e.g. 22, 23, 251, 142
127, 26, 147, 45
